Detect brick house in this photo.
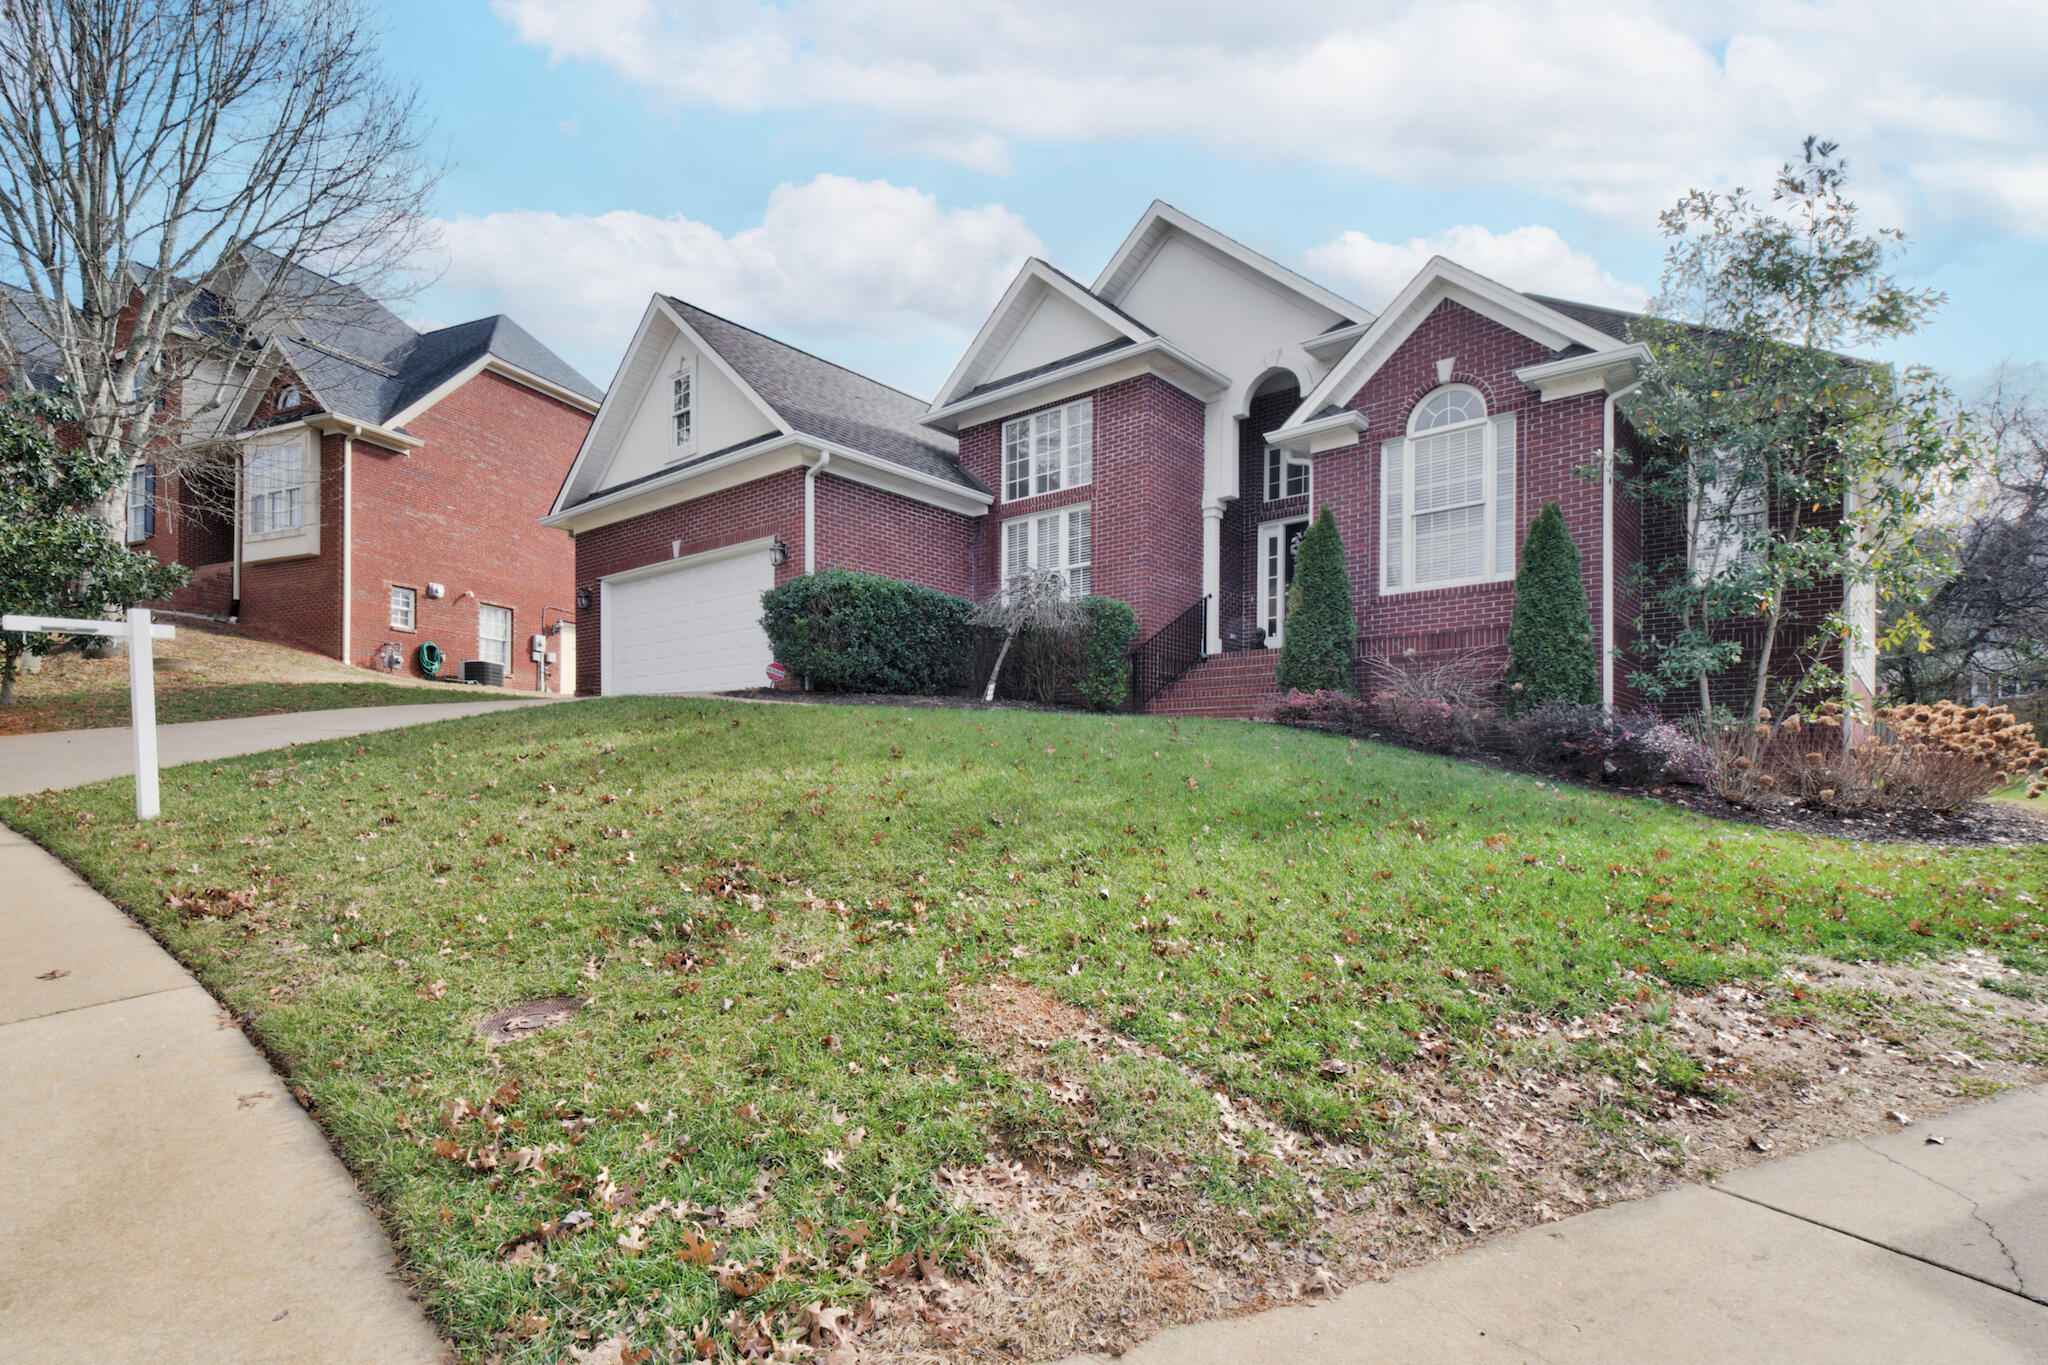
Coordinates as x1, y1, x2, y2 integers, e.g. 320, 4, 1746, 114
128, 276, 602, 689
550, 202, 1875, 714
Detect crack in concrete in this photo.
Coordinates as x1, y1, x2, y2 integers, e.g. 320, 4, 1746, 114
1854, 1138, 2029, 1299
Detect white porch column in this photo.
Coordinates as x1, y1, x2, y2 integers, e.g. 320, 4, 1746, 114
1201, 501, 1226, 654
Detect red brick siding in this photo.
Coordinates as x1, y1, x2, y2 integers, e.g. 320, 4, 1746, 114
234, 432, 348, 658
1635, 446, 1845, 716
348, 370, 588, 685
1310, 300, 1612, 699
570, 472, 806, 697
958, 374, 1204, 639
814, 475, 979, 594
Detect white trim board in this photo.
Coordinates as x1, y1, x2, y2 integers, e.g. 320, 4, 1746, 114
1093, 200, 1369, 325
928, 258, 1153, 413
1286, 257, 1628, 429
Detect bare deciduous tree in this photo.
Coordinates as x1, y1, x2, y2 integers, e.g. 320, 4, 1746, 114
1887, 361, 2048, 702
0, 0, 437, 491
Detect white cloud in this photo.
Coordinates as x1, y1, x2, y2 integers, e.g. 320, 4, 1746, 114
492, 0, 2048, 232
1304, 224, 1650, 312
426, 174, 1042, 382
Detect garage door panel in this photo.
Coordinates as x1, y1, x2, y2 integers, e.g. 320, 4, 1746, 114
606, 548, 775, 695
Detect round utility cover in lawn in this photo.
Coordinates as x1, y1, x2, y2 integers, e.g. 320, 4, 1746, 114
475, 996, 583, 1044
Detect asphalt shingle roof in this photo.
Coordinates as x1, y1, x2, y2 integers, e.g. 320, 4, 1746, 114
1524, 294, 1642, 342
663, 297, 983, 496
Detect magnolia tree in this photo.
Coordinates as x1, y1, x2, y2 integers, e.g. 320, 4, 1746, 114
0, 391, 189, 702
1623, 138, 1976, 721
0, 0, 436, 500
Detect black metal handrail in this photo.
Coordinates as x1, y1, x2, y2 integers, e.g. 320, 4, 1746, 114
1129, 595, 1209, 711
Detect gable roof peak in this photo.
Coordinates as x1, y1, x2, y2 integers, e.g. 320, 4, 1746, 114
1092, 200, 1369, 324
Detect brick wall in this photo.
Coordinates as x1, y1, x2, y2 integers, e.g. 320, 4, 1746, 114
569, 471, 806, 697
958, 373, 1205, 639
349, 370, 590, 687
1307, 300, 1612, 698
814, 475, 979, 594
234, 431, 347, 658
1635, 446, 1844, 717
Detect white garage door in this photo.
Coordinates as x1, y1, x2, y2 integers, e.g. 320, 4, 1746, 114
603, 541, 775, 695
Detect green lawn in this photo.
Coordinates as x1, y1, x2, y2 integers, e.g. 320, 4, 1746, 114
0, 679, 512, 735
5, 697, 2045, 1361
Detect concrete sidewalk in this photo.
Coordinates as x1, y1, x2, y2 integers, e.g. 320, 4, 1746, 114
1065, 1086, 2048, 1364
0, 697, 560, 798
0, 821, 446, 1363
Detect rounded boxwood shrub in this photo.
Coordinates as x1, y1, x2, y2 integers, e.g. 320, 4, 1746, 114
760, 569, 974, 695
1505, 502, 1598, 714
1076, 595, 1138, 711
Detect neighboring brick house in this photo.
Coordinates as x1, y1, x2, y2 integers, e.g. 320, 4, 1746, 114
554, 202, 1875, 715
127, 276, 601, 689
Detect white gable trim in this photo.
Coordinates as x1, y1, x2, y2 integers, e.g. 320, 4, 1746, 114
929, 258, 1151, 412
1286, 257, 1626, 428
547, 295, 791, 519
924, 336, 1229, 433
1093, 200, 1369, 325
543, 431, 989, 535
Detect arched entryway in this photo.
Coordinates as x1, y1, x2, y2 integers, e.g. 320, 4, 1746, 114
1219, 371, 1305, 652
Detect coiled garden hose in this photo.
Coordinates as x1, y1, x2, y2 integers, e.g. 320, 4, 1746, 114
417, 641, 444, 677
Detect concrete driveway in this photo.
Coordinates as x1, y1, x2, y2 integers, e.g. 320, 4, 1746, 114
0, 697, 561, 798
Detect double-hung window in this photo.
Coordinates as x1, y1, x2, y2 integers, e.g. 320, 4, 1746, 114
245, 442, 306, 537
1001, 504, 1092, 599
671, 361, 694, 450
1265, 447, 1309, 502
479, 604, 513, 671
1690, 474, 1767, 582
1001, 398, 1092, 501
390, 585, 417, 630
1380, 385, 1517, 592
126, 462, 156, 542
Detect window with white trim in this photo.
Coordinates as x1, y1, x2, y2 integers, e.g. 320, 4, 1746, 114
1000, 504, 1092, 598
1380, 386, 1517, 593
390, 585, 417, 630
1264, 446, 1309, 502
245, 441, 307, 537
1001, 398, 1093, 501
126, 462, 156, 542
479, 604, 513, 671
1691, 475, 1766, 582
670, 360, 694, 449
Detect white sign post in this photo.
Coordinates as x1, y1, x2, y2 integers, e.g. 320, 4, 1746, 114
2, 608, 175, 819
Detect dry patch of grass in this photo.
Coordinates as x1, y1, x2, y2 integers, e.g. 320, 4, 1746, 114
915, 963, 2048, 1362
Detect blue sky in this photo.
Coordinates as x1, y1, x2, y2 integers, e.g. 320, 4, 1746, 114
376, 1, 2048, 402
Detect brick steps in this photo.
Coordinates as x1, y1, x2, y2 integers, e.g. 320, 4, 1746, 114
164, 562, 233, 618
1143, 649, 1281, 718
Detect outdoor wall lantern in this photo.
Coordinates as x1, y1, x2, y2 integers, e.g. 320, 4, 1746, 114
574, 587, 592, 610
769, 540, 789, 567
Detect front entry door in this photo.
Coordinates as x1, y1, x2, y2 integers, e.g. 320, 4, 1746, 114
1258, 518, 1310, 647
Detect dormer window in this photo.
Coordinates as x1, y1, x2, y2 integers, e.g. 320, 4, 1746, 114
671, 361, 694, 449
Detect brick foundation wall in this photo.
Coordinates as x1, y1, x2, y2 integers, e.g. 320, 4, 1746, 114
958, 374, 1205, 639
349, 370, 589, 687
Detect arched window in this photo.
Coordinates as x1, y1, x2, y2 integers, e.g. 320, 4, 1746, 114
1381, 385, 1517, 592
275, 385, 302, 411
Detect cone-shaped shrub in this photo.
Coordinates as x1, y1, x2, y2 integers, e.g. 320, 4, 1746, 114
1505, 502, 1598, 714
1275, 507, 1357, 694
